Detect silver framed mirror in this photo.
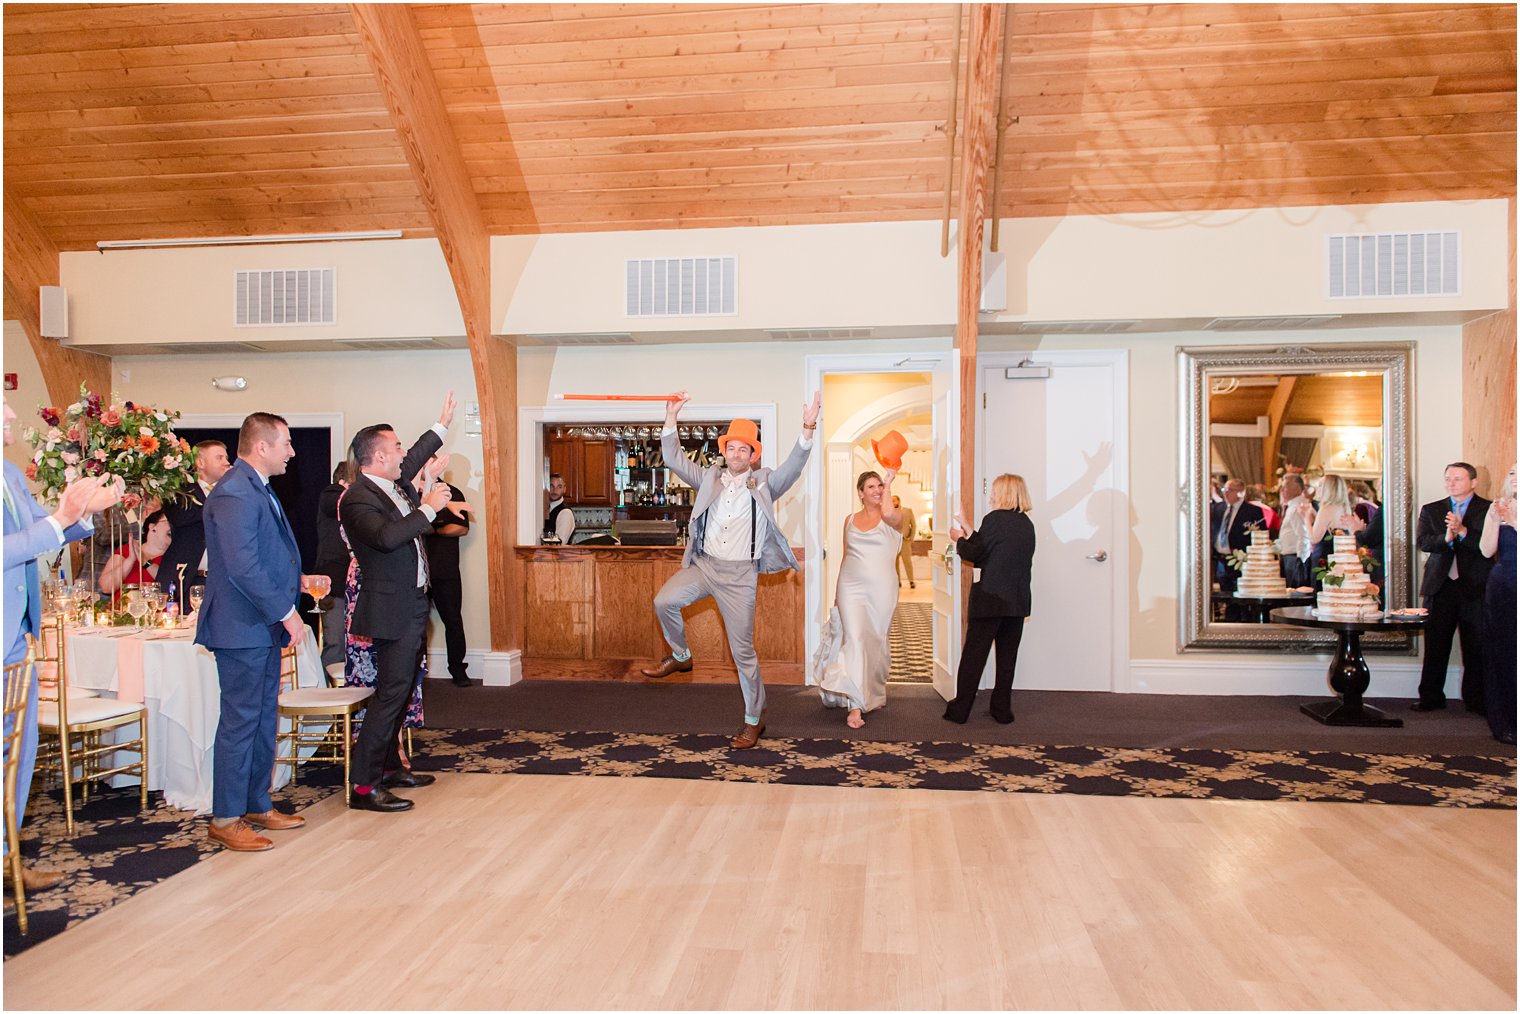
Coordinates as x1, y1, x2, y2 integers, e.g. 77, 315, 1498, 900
1178, 342, 1416, 652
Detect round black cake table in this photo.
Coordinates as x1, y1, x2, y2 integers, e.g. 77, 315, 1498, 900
1271, 605, 1427, 728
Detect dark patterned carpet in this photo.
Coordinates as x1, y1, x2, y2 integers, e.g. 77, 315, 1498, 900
888, 600, 932, 683
6, 725, 1513, 958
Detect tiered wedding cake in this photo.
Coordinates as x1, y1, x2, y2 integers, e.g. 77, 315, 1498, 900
1235, 529, 1288, 596
1316, 533, 1375, 618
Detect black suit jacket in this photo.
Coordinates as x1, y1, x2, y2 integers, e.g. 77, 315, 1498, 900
957, 508, 1036, 618
1210, 499, 1266, 556
339, 429, 443, 638
1417, 495, 1493, 600
314, 482, 350, 587
156, 482, 209, 593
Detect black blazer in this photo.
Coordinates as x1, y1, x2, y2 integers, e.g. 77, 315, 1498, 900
1209, 499, 1266, 555
338, 428, 443, 638
156, 482, 209, 592
1417, 494, 1493, 600
313, 482, 350, 587
956, 508, 1036, 619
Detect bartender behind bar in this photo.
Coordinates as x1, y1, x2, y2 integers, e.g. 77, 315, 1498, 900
545, 473, 577, 545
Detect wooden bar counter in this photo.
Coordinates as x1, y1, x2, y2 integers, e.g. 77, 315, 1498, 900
516, 545, 806, 682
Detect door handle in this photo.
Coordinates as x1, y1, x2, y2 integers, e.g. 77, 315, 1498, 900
1086, 550, 1108, 562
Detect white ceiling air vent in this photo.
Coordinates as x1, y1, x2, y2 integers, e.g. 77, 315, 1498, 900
159, 342, 269, 355
1327, 232, 1459, 298
1016, 320, 1140, 334
337, 338, 446, 351
763, 328, 874, 341
527, 333, 637, 346
1205, 315, 1342, 330
626, 256, 736, 317
235, 268, 336, 326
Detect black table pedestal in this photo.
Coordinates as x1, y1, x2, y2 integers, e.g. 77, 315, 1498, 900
1299, 628, 1403, 728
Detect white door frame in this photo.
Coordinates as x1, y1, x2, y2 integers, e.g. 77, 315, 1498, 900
803, 350, 949, 679
975, 349, 1132, 692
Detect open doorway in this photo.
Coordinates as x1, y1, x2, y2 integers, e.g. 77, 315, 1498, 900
805, 353, 958, 695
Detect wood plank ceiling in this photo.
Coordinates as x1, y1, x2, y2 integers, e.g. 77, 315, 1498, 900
4, 2, 1515, 250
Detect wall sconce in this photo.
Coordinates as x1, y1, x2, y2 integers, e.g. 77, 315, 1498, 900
212, 376, 248, 392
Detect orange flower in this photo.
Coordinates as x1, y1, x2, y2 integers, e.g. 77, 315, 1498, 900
179, 438, 191, 453
23, 462, 37, 480
138, 435, 160, 454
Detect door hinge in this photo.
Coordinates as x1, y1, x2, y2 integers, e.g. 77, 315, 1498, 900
982, 392, 986, 408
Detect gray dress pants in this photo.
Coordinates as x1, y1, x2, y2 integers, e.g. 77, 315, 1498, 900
653, 555, 764, 718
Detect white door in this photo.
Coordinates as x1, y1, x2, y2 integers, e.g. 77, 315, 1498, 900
979, 355, 1123, 691
929, 360, 961, 699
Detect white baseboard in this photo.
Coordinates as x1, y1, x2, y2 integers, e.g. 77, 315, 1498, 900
423, 648, 522, 687
1125, 658, 1460, 699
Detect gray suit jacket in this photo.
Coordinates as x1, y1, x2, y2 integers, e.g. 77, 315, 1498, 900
662, 427, 811, 574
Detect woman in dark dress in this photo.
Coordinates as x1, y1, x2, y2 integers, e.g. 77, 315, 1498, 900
1479, 463, 1516, 745
944, 474, 1036, 725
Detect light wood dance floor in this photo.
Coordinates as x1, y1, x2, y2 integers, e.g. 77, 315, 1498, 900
5, 773, 1514, 1010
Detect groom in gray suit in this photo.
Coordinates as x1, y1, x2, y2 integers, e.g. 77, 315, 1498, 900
641, 390, 820, 748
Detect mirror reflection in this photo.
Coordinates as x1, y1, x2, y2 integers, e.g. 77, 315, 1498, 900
1208, 372, 1385, 624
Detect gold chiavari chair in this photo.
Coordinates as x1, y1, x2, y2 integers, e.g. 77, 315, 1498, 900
3, 639, 37, 934
35, 616, 149, 835
276, 645, 372, 806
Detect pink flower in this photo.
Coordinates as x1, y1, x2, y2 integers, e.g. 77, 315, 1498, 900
100, 408, 121, 426
93, 449, 107, 461
67, 422, 87, 444
61, 451, 79, 465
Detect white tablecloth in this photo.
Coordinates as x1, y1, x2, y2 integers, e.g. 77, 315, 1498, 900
63, 624, 326, 814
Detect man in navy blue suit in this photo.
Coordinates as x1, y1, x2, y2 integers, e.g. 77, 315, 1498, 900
4, 396, 123, 890
195, 412, 314, 851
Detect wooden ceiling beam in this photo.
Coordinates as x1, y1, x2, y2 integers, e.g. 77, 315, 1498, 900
348, 2, 521, 655
2, 189, 112, 412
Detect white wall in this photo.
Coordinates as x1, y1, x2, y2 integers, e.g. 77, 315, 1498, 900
3, 321, 49, 473
60, 238, 464, 348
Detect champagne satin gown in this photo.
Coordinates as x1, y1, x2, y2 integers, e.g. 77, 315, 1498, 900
814, 516, 902, 712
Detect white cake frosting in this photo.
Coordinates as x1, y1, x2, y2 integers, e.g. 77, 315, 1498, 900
1236, 529, 1289, 596
1316, 533, 1375, 618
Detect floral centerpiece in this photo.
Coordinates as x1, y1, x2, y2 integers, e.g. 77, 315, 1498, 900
22, 385, 196, 504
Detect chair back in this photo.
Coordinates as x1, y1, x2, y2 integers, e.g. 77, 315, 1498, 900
4, 639, 37, 798
280, 644, 299, 693
33, 616, 68, 727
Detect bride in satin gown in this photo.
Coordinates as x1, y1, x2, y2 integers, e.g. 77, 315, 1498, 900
814, 469, 904, 728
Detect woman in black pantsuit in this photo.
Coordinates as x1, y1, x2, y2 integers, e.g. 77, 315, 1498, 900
944, 474, 1036, 725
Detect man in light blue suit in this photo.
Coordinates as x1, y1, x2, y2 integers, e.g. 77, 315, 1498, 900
195, 411, 312, 852
3, 397, 123, 891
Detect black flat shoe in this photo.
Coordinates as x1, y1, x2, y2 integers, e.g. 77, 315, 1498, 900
451, 674, 473, 687
1495, 731, 1517, 745
350, 786, 414, 812
1409, 700, 1447, 712
989, 709, 1015, 725
381, 770, 435, 789
942, 708, 971, 725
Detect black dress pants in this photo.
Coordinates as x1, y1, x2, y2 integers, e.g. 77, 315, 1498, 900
352, 590, 430, 787
429, 577, 468, 678
1418, 580, 1487, 709
946, 615, 1025, 720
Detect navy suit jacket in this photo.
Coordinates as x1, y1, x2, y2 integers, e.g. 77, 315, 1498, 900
193, 459, 301, 650
4, 460, 92, 664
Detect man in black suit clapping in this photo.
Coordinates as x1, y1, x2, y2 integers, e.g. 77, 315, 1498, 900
1412, 462, 1493, 713
339, 392, 456, 811
157, 439, 230, 599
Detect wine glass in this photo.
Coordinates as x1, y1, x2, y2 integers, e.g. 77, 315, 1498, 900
124, 588, 149, 628
188, 585, 205, 617
71, 579, 95, 624
144, 585, 168, 625
304, 574, 332, 615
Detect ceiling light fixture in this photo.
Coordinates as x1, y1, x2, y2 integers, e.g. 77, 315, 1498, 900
96, 230, 403, 251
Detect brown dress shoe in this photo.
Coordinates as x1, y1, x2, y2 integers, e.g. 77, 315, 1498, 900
730, 722, 765, 749
208, 819, 273, 852
21, 866, 64, 892
243, 809, 305, 831
641, 654, 694, 679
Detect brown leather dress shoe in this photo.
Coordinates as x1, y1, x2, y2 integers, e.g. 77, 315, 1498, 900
641, 654, 694, 679
730, 722, 765, 749
21, 866, 64, 892
243, 809, 305, 831
207, 819, 274, 852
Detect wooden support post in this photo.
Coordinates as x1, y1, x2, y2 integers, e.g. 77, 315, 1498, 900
1263, 376, 1299, 487
3, 190, 111, 407
954, 4, 1001, 602
350, 3, 520, 654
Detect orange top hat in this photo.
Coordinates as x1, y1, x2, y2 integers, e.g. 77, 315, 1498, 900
872, 430, 908, 471
719, 418, 762, 459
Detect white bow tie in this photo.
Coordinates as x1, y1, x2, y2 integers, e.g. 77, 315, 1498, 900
722, 471, 750, 489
